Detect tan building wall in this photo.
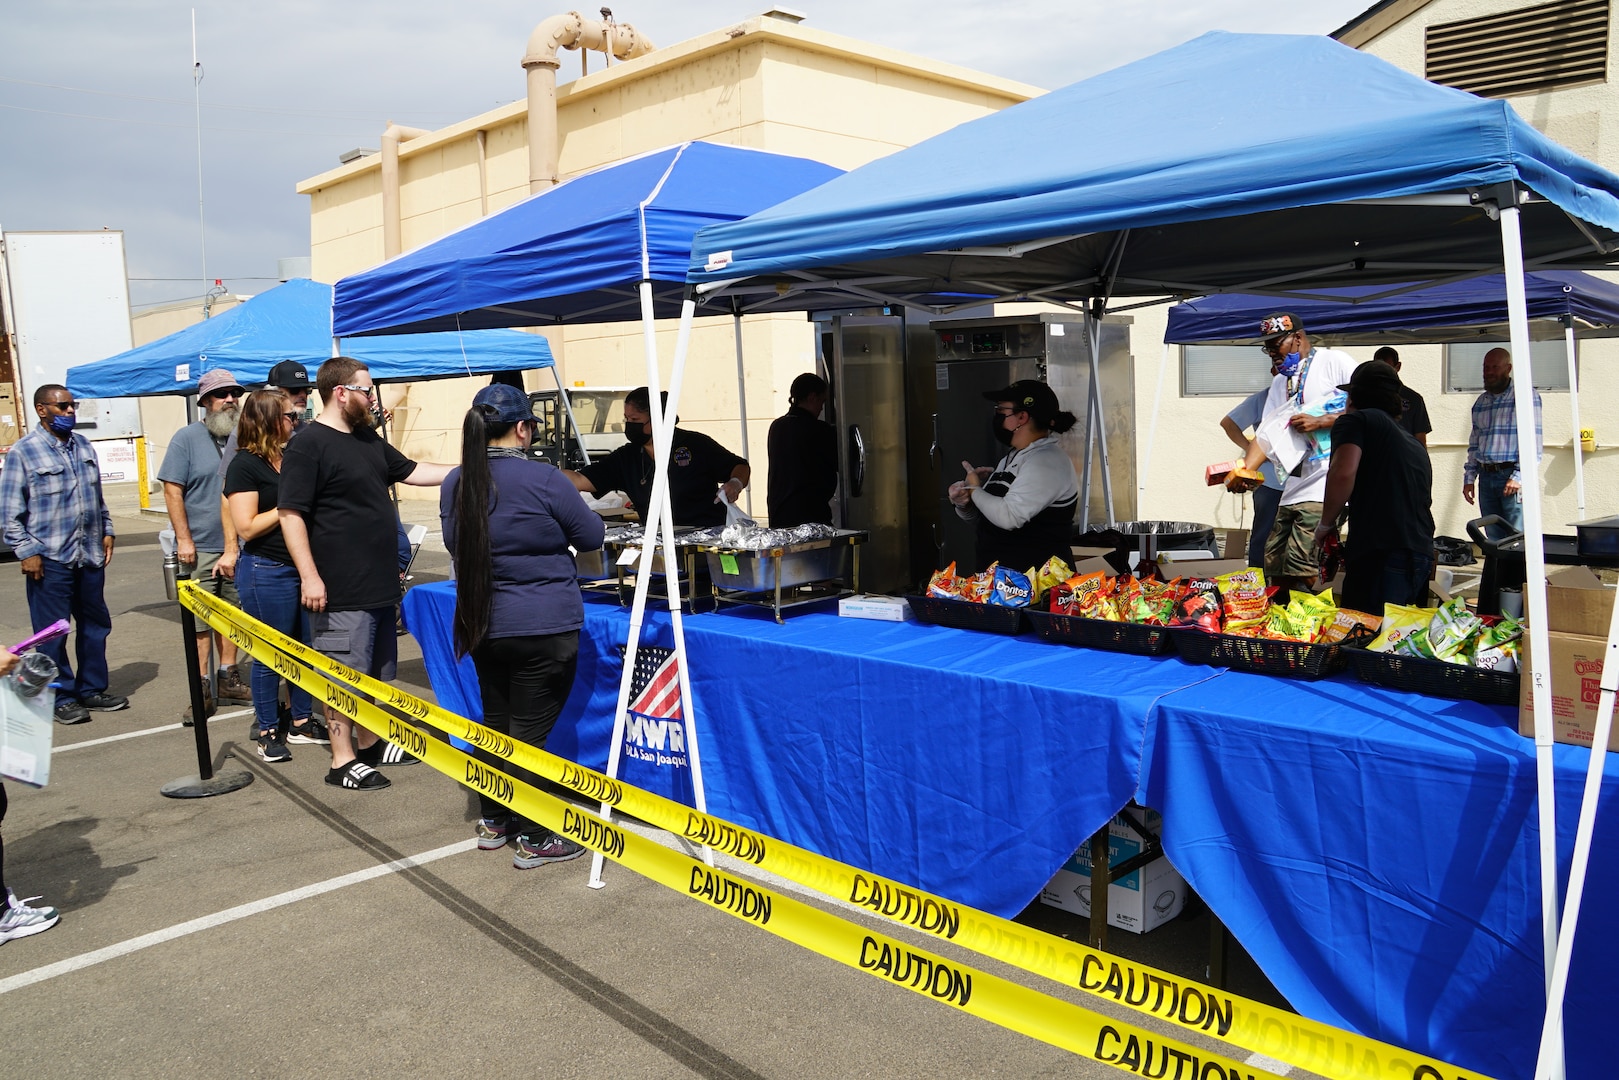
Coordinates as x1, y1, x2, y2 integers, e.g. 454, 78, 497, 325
297, 14, 1040, 505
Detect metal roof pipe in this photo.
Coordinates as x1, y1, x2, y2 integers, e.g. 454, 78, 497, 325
381, 121, 431, 258
522, 10, 654, 194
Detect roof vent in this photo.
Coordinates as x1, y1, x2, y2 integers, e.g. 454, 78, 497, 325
1426, 0, 1608, 97
339, 147, 379, 164
762, 7, 806, 23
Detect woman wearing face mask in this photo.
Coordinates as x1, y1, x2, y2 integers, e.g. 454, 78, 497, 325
948, 380, 1080, 573
442, 384, 605, 869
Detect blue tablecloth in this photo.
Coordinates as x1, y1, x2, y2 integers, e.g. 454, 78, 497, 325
402, 580, 1618, 1079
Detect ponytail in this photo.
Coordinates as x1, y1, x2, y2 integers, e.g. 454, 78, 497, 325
1044, 410, 1079, 435
452, 405, 498, 656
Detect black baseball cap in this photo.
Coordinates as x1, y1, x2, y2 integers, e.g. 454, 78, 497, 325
265, 360, 313, 390
1337, 360, 1403, 402
982, 380, 1060, 423
1259, 312, 1304, 342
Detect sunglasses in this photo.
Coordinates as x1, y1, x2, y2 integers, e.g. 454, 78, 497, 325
44, 401, 78, 411
282, 412, 301, 423
340, 384, 377, 398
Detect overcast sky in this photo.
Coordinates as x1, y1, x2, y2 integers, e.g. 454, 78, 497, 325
2, 1, 1373, 309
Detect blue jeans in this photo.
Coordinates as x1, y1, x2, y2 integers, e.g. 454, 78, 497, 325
1477, 469, 1524, 536
235, 552, 311, 733
25, 558, 111, 706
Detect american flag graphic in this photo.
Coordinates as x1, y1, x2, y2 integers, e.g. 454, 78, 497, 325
626, 646, 683, 720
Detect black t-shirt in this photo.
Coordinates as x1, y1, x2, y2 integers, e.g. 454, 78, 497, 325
766, 407, 838, 526
277, 422, 416, 611
1398, 385, 1433, 438
1331, 408, 1435, 556
580, 428, 746, 528
223, 451, 292, 564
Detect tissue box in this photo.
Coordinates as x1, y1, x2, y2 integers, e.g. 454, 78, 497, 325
838, 594, 912, 622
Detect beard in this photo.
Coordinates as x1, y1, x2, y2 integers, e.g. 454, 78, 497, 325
203, 406, 239, 437
1484, 375, 1510, 394
341, 393, 377, 430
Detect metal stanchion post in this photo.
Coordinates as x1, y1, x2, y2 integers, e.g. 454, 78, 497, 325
160, 573, 254, 799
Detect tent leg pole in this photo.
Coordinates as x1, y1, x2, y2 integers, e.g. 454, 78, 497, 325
1087, 306, 1116, 524
587, 280, 678, 890
1564, 321, 1584, 516
551, 366, 589, 469
1502, 205, 1564, 1080
733, 310, 752, 518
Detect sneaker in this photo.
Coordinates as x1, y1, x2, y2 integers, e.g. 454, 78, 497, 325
79, 692, 129, 712
357, 739, 419, 767
286, 716, 330, 745
217, 669, 253, 704
324, 760, 390, 790
475, 818, 511, 851
512, 831, 586, 869
182, 686, 216, 726
256, 731, 292, 763
0, 889, 60, 944
53, 700, 90, 725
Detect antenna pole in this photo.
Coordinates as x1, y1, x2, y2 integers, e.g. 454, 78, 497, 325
192, 9, 210, 315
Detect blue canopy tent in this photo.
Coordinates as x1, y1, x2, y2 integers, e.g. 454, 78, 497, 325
330, 141, 843, 336
676, 32, 1619, 1080
330, 142, 846, 872
1163, 270, 1619, 513
66, 278, 553, 398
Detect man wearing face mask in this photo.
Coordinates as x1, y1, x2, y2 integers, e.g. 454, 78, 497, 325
159, 368, 250, 709
566, 386, 749, 528
949, 381, 1080, 573
0, 386, 125, 724
1226, 314, 1359, 599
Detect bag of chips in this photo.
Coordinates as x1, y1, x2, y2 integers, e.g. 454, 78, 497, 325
1030, 557, 1074, 605
1392, 626, 1437, 659
1321, 609, 1382, 646
1471, 616, 1523, 673
1428, 597, 1484, 663
927, 562, 963, 599
987, 565, 1034, 608
1369, 604, 1436, 653
1170, 578, 1223, 633
1216, 568, 1270, 625
1051, 571, 1108, 615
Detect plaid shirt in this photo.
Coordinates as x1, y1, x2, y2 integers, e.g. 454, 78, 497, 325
0, 423, 115, 566
1464, 380, 1542, 486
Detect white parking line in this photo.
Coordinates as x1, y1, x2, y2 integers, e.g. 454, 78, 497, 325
0, 839, 475, 994
54, 708, 256, 752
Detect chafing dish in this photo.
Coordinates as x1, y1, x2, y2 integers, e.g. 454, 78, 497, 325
696, 529, 868, 622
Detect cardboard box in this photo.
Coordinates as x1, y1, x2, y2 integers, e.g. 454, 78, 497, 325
1153, 556, 1247, 578
838, 594, 912, 622
1039, 810, 1187, 934
1221, 528, 1250, 562
1518, 567, 1617, 751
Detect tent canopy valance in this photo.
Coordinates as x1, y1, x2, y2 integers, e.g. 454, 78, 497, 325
1163, 271, 1619, 344
66, 278, 552, 398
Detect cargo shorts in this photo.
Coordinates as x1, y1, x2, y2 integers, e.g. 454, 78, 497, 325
1264, 501, 1323, 582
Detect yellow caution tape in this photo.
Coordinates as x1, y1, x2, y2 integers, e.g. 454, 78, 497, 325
179, 582, 1494, 1080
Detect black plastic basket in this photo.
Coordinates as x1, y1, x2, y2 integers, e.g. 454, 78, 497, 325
1343, 647, 1521, 706
1025, 608, 1176, 656
1170, 627, 1347, 680
904, 594, 1027, 635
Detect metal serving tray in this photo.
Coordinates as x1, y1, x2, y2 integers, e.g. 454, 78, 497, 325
701, 531, 864, 591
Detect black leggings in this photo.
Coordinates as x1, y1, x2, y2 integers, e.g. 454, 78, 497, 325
470, 632, 580, 834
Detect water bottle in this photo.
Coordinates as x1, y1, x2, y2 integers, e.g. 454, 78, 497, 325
163, 550, 180, 601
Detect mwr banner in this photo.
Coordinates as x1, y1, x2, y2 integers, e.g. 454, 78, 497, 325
616, 641, 695, 807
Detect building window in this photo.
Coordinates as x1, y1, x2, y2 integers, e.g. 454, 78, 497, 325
1444, 340, 1573, 393
1426, 0, 1608, 98
1181, 345, 1273, 396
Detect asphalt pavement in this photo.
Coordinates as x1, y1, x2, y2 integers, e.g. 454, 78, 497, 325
0, 485, 1310, 1079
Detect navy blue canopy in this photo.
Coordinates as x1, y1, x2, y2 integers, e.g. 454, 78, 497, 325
331, 142, 843, 337
1164, 271, 1619, 344
66, 278, 552, 398
687, 32, 1619, 307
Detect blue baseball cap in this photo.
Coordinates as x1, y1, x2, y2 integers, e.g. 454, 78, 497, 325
471, 382, 538, 423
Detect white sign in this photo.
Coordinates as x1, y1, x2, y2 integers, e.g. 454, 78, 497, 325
92, 437, 140, 484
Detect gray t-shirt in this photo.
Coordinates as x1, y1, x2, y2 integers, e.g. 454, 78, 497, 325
157, 421, 229, 552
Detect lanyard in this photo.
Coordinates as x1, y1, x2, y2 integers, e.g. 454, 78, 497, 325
1287, 348, 1318, 407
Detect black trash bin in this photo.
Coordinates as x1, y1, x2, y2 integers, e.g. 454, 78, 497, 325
1073, 520, 1217, 575
1468, 515, 1524, 617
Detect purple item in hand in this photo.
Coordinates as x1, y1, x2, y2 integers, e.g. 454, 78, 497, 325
10, 619, 70, 655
